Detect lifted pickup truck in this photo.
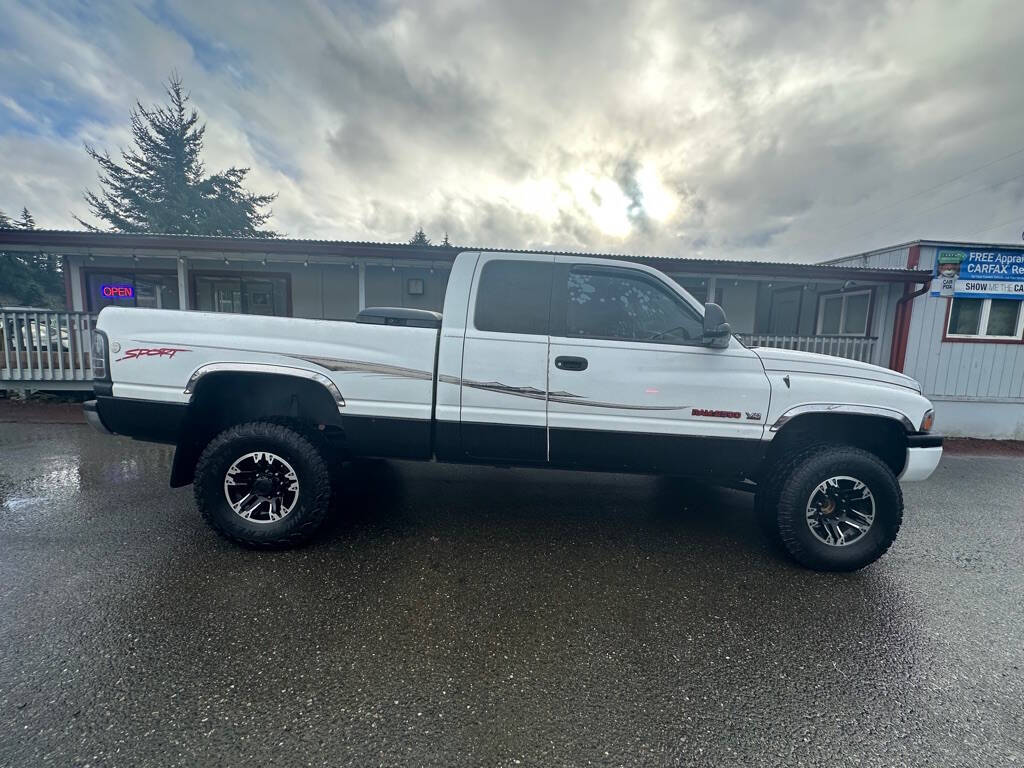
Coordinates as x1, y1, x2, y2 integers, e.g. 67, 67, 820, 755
85, 250, 942, 570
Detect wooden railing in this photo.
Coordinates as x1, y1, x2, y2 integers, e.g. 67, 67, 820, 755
1, 308, 98, 388
743, 334, 878, 363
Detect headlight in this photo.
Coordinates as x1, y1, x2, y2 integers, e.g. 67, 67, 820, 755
919, 409, 935, 433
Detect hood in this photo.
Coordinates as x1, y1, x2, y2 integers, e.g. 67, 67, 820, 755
750, 346, 922, 392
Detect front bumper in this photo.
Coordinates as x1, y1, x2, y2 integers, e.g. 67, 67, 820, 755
83, 399, 112, 435
899, 434, 943, 482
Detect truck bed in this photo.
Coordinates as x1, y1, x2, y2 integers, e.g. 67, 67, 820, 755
97, 306, 441, 425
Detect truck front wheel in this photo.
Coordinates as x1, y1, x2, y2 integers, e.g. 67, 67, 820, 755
194, 421, 332, 548
773, 446, 903, 571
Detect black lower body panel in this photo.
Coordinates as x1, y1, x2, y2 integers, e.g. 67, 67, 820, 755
91, 396, 765, 483
549, 427, 765, 479
437, 420, 765, 479
94, 395, 187, 444
457, 421, 547, 464
340, 414, 432, 460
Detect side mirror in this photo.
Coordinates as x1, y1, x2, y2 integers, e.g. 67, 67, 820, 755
702, 302, 731, 348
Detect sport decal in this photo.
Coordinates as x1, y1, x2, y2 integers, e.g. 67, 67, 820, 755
116, 347, 191, 361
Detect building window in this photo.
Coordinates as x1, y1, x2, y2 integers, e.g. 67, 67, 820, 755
816, 290, 871, 336
193, 274, 290, 316
84, 271, 180, 312
672, 276, 709, 304
946, 298, 1024, 340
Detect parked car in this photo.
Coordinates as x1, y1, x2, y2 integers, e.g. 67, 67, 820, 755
83, 250, 941, 570
1, 313, 70, 352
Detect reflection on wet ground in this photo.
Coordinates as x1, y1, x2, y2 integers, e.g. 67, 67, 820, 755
1, 424, 1022, 766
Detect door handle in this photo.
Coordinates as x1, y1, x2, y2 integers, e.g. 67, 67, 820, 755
555, 355, 588, 371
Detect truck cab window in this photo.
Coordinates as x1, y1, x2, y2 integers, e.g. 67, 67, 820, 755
564, 268, 702, 344
474, 260, 553, 335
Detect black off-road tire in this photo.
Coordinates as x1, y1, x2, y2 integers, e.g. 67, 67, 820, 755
754, 444, 825, 542
194, 421, 332, 548
774, 446, 903, 572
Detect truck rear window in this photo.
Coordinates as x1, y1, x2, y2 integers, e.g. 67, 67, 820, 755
474, 260, 553, 335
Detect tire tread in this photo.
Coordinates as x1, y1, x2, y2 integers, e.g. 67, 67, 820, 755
754, 444, 827, 541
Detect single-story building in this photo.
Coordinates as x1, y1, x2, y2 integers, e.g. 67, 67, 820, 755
2, 230, 1021, 438
827, 240, 1024, 440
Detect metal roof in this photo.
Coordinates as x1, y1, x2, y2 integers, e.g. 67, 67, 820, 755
0, 229, 933, 283
823, 238, 1024, 265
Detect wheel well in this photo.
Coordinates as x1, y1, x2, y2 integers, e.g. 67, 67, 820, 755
170, 372, 344, 487
763, 413, 908, 479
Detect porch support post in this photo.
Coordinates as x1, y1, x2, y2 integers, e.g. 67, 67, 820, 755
63, 253, 73, 311
358, 262, 366, 311
177, 256, 189, 310
68, 258, 84, 312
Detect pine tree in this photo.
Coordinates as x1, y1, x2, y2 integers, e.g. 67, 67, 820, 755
0, 207, 63, 306
440, 231, 452, 247
77, 74, 277, 237
409, 226, 432, 246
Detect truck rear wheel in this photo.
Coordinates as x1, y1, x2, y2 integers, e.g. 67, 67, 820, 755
773, 446, 903, 571
194, 421, 332, 548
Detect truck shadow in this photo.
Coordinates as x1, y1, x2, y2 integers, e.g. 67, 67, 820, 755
319, 458, 772, 563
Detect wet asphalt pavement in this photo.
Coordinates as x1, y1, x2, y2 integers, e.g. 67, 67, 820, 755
0, 423, 1021, 767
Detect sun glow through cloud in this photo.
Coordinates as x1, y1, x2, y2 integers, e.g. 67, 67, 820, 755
637, 164, 677, 222
568, 171, 633, 239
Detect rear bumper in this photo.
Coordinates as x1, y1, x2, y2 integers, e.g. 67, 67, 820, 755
83, 400, 112, 435
899, 434, 943, 482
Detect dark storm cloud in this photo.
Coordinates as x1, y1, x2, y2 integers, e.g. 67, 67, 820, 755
3, 0, 1024, 259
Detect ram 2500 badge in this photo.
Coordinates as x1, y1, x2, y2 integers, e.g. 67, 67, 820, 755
84, 251, 942, 571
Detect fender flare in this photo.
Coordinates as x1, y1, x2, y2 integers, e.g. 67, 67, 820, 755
170, 362, 345, 488
769, 403, 915, 434
183, 362, 345, 412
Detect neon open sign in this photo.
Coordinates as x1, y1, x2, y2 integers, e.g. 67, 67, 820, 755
101, 284, 134, 299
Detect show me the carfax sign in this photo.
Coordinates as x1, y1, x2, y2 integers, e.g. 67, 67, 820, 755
931, 248, 1024, 299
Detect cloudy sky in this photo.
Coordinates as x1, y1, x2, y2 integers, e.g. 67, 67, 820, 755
2, 0, 1024, 261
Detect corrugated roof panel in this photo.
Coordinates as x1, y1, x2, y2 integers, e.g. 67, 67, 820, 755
0, 228, 933, 282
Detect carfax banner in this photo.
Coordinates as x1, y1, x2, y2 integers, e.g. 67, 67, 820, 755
930, 248, 1024, 299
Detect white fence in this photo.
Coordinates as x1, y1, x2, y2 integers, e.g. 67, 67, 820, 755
1, 308, 98, 389
743, 334, 878, 363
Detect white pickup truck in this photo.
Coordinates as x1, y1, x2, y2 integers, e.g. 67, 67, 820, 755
84, 250, 942, 570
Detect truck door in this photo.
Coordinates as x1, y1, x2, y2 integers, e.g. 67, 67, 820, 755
459, 254, 554, 463
546, 260, 770, 478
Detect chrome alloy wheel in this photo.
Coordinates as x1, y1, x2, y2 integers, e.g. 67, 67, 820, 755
805, 476, 876, 547
223, 451, 300, 524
